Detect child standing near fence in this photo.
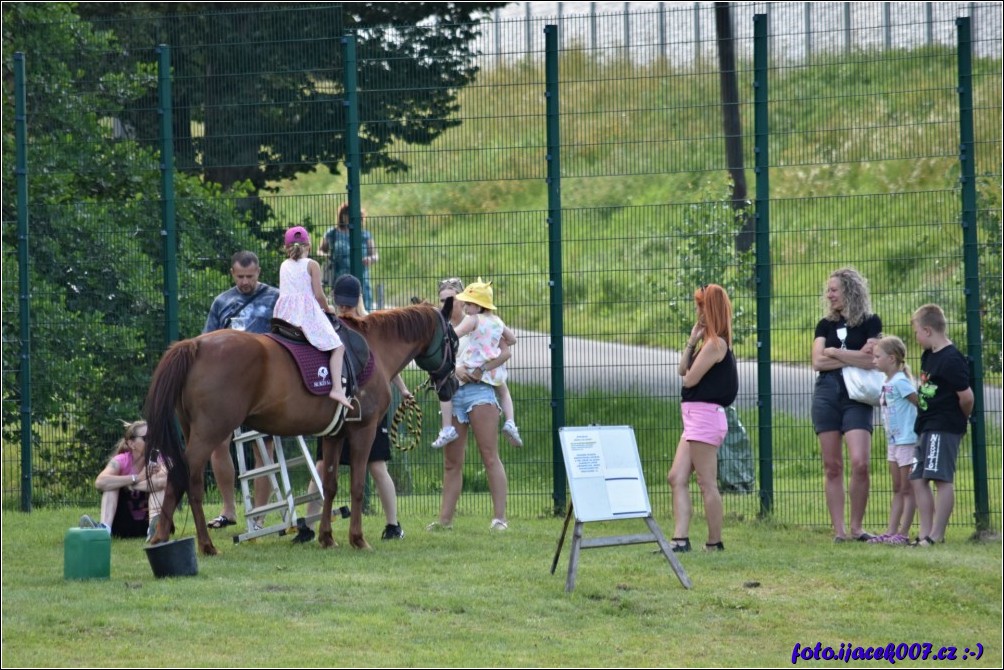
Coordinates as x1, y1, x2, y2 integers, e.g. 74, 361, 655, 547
868, 336, 918, 545
909, 304, 974, 546
273, 226, 352, 409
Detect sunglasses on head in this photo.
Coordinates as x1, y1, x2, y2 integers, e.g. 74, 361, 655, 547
438, 277, 463, 291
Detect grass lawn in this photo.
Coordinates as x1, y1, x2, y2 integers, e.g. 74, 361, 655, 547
2, 507, 1000, 667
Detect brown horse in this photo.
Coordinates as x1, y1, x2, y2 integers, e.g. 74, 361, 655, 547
144, 301, 455, 555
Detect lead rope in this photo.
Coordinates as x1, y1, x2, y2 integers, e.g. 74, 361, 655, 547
390, 393, 423, 452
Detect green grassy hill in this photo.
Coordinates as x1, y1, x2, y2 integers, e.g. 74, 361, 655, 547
274, 46, 1001, 365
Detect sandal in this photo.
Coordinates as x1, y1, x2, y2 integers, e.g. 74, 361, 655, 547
207, 514, 237, 529
670, 537, 691, 553
705, 541, 725, 551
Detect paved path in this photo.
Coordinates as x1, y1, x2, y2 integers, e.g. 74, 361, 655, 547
506, 329, 1003, 423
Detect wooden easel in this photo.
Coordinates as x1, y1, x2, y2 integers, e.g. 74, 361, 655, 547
550, 503, 692, 592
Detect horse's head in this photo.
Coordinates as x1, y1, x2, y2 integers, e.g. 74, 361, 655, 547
413, 300, 458, 398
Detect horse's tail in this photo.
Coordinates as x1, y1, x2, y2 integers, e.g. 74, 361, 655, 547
143, 339, 196, 497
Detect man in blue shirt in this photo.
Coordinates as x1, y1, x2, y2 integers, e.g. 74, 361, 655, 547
203, 251, 279, 529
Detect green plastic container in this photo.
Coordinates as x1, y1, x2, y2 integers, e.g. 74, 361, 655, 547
64, 527, 111, 580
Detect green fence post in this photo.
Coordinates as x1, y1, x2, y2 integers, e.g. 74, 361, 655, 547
753, 14, 773, 518
342, 34, 363, 282
15, 52, 32, 512
955, 17, 990, 533
545, 25, 567, 515
157, 45, 178, 347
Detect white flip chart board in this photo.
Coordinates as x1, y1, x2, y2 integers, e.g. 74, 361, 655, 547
558, 426, 651, 523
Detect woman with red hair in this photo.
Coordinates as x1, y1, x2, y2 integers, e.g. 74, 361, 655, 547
667, 284, 739, 552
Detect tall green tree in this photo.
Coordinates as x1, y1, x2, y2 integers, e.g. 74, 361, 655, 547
2, 3, 254, 499
74, 2, 509, 195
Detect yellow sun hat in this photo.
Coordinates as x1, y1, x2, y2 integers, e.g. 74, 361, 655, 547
454, 277, 496, 311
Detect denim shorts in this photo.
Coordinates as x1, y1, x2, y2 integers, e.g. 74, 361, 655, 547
451, 382, 501, 424
811, 372, 874, 435
681, 402, 729, 446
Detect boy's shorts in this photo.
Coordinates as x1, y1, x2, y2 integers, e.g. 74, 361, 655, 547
887, 442, 916, 469
909, 431, 962, 483
451, 382, 500, 424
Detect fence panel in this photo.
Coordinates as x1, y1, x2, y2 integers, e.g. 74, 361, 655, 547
3, 3, 1000, 535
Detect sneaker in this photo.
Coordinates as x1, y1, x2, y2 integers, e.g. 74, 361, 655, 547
426, 521, 453, 532
146, 514, 160, 542
490, 518, 509, 532
886, 534, 910, 545
431, 426, 459, 449
501, 421, 523, 448
79, 514, 97, 529
381, 523, 405, 540
867, 533, 891, 544
291, 526, 315, 544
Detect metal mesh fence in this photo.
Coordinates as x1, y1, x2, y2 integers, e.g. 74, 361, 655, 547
4, 3, 1001, 535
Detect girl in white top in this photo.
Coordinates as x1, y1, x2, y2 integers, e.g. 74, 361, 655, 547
869, 335, 919, 544
272, 226, 351, 409
432, 278, 521, 449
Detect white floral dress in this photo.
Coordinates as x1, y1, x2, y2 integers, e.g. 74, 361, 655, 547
273, 258, 341, 351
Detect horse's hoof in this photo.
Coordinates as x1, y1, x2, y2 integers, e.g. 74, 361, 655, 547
200, 542, 219, 556
351, 537, 372, 550
319, 532, 336, 549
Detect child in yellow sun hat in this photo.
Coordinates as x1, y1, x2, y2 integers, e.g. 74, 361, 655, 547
433, 277, 522, 449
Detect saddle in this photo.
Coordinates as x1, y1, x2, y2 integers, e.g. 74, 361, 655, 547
268, 317, 373, 397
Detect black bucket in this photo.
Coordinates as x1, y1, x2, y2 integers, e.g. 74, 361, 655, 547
144, 537, 198, 578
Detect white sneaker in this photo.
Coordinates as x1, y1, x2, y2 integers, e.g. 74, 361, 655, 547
432, 426, 459, 449
502, 421, 523, 448
146, 514, 160, 542
490, 518, 509, 532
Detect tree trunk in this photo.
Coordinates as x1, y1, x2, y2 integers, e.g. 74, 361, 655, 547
715, 2, 754, 252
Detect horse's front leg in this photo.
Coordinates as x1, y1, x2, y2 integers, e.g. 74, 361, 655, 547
348, 443, 371, 550
317, 436, 340, 549
188, 462, 218, 556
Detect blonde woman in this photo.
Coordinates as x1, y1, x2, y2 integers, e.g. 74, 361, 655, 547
79, 420, 166, 540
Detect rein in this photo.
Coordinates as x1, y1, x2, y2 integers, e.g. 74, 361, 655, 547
389, 395, 422, 452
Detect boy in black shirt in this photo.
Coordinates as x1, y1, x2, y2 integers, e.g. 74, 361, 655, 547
910, 304, 974, 546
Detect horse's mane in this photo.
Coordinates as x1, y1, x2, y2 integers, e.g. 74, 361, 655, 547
341, 303, 440, 342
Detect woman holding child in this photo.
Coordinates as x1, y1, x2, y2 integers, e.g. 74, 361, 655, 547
811, 267, 882, 542
427, 277, 514, 533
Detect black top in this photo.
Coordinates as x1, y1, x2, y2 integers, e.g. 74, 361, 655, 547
814, 313, 883, 351
814, 313, 882, 385
682, 347, 738, 407
915, 344, 970, 435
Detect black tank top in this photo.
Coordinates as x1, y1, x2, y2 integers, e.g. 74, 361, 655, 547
681, 347, 738, 407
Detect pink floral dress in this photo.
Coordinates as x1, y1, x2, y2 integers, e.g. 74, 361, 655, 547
458, 313, 508, 386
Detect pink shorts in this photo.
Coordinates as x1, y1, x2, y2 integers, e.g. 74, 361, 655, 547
681, 402, 728, 446
887, 442, 916, 469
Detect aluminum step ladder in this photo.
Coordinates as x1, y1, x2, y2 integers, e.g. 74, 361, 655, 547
231, 429, 325, 544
